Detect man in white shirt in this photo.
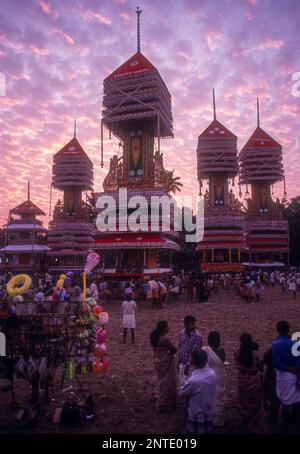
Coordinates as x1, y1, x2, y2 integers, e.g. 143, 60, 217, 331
180, 348, 217, 434
122, 294, 137, 344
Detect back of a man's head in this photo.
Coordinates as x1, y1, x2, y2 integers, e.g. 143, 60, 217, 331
192, 348, 208, 369
184, 315, 196, 326
276, 320, 290, 336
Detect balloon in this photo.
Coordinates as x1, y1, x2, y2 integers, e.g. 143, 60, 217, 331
56, 274, 67, 289
84, 252, 101, 274
98, 312, 109, 325
93, 360, 108, 374
102, 359, 109, 370
97, 328, 108, 344
93, 305, 104, 315
94, 343, 107, 357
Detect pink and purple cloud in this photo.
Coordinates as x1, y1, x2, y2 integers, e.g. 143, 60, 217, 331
0, 0, 300, 224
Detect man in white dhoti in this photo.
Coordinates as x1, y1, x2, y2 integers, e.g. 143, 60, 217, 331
272, 320, 300, 430
203, 331, 226, 427
122, 294, 137, 344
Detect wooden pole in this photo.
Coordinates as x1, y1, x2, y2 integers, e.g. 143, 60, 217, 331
83, 271, 87, 303
101, 119, 104, 168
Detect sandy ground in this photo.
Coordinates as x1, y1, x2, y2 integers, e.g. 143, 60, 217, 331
0, 285, 300, 434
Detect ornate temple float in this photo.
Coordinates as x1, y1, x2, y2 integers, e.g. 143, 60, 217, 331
93, 7, 181, 276
47, 133, 94, 271
197, 96, 289, 271
239, 99, 289, 267
196, 91, 246, 272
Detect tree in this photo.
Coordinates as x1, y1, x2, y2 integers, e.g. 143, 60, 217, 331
165, 170, 183, 194
283, 196, 300, 265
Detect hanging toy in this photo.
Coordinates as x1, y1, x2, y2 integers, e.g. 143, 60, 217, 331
86, 297, 97, 308
6, 274, 32, 296
83, 252, 101, 302
98, 312, 109, 325
93, 359, 109, 375
94, 343, 107, 357
65, 360, 76, 381
97, 328, 108, 344
53, 274, 67, 300
93, 305, 104, 315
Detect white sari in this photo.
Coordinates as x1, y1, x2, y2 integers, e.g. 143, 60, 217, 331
202, 345, 226, 426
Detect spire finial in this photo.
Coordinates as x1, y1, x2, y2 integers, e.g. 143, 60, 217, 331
257, 97, 260, 127
27, 180, 30, 201
212, 88, 216, 120
135, 6, 142, 53
74, 117, 77, 138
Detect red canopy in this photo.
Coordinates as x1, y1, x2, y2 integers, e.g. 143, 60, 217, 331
95, 233, 179, 250
106, 52, 157, 80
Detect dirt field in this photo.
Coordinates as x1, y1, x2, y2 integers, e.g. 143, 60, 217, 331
1, 285, 300, 434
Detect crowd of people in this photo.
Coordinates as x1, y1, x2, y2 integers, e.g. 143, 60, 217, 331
150, 316, 300, 434
1, 267, 300, 434
1, 267, 299, 318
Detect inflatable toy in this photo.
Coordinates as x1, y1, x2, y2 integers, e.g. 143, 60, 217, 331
98, 312, 109, 325
6, 274, 32, 297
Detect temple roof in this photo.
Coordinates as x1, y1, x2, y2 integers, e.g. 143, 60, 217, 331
198, 119, 237, 139
54, 137, 90, 159
241, 126, 281, 150
105, 52, 157, 80
10, 200, 45, 216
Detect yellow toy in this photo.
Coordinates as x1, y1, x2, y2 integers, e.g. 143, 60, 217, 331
56, 274, 67, 289
6, 274, 32, 296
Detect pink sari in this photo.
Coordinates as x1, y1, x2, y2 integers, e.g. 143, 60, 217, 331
153, 337, 177, 411
235, 350, 268, 433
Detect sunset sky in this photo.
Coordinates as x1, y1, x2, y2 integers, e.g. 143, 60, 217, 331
0, 0, 300, 225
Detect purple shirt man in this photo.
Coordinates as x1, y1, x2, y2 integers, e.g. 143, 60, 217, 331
178, 315, 202, 384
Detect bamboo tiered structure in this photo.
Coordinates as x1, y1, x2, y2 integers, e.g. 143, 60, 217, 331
196, 91, 246, 271
239, 99, 289, 265
47, 135, 94, 270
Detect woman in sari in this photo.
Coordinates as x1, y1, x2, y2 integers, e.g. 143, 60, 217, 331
235, 333, 267, 433
150, 321, 177, 412
203, 331, 226, 427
